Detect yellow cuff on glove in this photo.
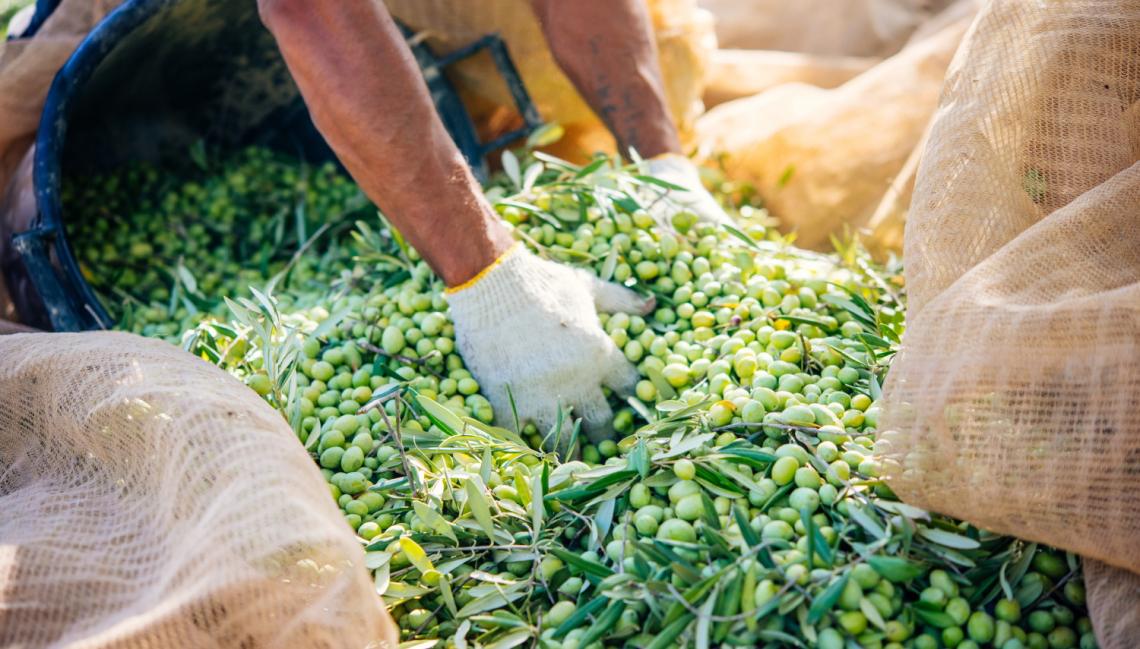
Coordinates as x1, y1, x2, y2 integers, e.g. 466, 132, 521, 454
444, 242, 522, 295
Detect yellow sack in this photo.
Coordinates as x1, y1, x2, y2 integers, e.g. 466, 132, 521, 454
697, 0, 958, 57
702, 49, 880, 109
384, 0, 716, 160
694, 0, 977, 251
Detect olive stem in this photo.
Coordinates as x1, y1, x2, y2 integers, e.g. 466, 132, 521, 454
711, 422, 822, 436
411, 574, 475, 637
358, 341, 445, 380
1027, 565, 1080, 612
373, 396, 420, 498
273, 221, 331, 287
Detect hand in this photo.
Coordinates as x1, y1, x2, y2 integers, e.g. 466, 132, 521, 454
447, 244, 654, 449
646, 154, 734, 226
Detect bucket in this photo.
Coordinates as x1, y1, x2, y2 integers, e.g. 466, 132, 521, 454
5, 0, 540, 331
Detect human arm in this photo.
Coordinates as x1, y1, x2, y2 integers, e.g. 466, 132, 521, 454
531, 0, 679, 160
258, 0, 652, 443
257, 0, 513, 287
532, 0, 731, 224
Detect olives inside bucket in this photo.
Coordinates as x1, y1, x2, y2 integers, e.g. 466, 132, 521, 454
6, 0, 538, 331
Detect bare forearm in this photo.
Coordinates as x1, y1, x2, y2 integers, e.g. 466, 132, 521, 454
259, 0, 512, 286
533, 0, 680, 159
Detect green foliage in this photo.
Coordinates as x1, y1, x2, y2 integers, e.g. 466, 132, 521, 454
70, 145, 1089, 649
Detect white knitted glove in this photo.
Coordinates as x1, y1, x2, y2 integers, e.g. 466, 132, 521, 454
447, 244, 653, 448
645, 154, 733, 226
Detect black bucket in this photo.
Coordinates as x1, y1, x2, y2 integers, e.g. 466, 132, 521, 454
6, 0, 540, 331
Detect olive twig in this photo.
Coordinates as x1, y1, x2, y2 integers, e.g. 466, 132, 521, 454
373, 396, 420, 498
358, 341, 445, 380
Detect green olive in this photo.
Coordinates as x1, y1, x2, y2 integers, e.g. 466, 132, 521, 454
656, 518, 697, 543
771, 456, 799, 485
675, 494, 704, 521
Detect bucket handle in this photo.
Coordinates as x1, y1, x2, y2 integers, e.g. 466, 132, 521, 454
12, 225, 110, 331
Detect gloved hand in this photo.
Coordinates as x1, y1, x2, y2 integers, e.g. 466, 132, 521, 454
645, 154, 734, 226
447, 243, 653, 449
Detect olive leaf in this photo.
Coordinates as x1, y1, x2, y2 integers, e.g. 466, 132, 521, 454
413, 502, 458, 544
416, 395, 464, 435
866, 556, 924, 583
501, 150, 521, 188
464, 477, 497, 542
807, 572, 849, 624
552, 597, 608, 639
918, 527, 981, 550
398, 538, 435, 575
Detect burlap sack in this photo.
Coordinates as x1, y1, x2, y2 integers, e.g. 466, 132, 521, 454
694, 0, 978, 251
384, 0, 715, 160
0, 332, 397, 648
0, 0, 124, 195
696, 0, 958, 57
880, 1, 1140, 645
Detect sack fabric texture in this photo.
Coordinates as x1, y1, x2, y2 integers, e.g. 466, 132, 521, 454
880, 1, 1140, 646
0, 332, 397, 648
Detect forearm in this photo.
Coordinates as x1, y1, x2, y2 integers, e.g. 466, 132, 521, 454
532, 0, 681, 159
259, 0, 512, 286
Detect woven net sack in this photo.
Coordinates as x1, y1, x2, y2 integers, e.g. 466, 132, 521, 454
383, 0, 715, 160
880, 1, 1140, 645
0, 332, 396, 648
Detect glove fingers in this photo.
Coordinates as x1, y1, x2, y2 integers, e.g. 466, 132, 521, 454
575, 388, 618, 446
527, 403, 576, 454
644, 155, 734, 226
687, 193, 734, 225
600, 345, 640, 399
578, 269, 655, 315
488, 384, 613, 453
483, 384, 551, 439
487, 385, 576, 452
485, 384, 526, 436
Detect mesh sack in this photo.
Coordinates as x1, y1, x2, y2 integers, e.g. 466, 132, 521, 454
694, 0, 978, 251
880, 1, 1140, 645
383, 0, 715, 160
1084, 560, 1140, 648
0, 331, 396, 648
